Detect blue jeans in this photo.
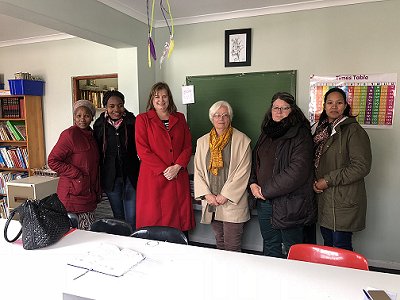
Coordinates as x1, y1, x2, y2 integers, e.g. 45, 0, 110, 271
257, 200, 303, 258
320, 226, 353, 251
106, 177, 136, 230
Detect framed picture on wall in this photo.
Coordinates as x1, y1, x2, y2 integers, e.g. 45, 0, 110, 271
225, 28, 252, 67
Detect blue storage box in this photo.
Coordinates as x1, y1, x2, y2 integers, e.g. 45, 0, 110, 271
8, 79, 44, 96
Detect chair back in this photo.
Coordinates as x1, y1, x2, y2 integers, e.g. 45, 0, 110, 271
90, 218, 133, 236
132, 226, 188, 245
287, 244, 369, 270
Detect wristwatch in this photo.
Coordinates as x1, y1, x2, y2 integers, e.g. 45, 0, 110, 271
199, 195, 206, 200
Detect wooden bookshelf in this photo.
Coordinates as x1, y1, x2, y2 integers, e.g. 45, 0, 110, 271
71, 74, 118, 109
0, 95, 45, 176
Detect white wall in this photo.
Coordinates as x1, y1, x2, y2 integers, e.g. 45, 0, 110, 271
1, 0, 399, 269
158, 0, 400, 268
0, 37, 140, 157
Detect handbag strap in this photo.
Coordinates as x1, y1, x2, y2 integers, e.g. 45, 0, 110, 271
3, 209, 22, 243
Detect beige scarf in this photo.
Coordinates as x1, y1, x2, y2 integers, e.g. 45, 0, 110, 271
208, 126, 233, 176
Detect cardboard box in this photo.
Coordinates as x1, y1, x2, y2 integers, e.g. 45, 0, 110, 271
6, 176, 59, 209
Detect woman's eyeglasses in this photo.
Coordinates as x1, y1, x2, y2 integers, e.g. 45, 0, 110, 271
272, 106, 291, 112
213, 113, 230, 119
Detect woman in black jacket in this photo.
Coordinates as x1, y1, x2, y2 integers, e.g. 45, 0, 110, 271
249, 92, 316, 258
93, 90, 140, 229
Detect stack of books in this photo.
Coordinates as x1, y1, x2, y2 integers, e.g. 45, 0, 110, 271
0, 121, 26, 141
0, 97, 24, 118
0, 146, 28, 169
0, 197, 8, 218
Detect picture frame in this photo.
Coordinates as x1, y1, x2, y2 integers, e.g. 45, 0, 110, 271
225, 28, 252, 67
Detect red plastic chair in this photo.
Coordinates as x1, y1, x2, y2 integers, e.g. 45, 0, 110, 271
287, 244, 369, 270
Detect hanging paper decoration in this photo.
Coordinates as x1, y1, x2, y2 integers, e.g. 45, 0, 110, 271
147, 0, 156, 67
159, 0, 175, 68
146, 0, 175, 68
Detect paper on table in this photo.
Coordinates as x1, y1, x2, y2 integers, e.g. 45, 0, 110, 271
363, 287, 397, 300
68, 243, 145, 277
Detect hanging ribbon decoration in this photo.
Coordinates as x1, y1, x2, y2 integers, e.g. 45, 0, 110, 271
147, 0, 156, 67
159, 0, 175, 68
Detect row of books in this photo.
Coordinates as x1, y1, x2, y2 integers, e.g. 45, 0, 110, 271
0, 171, 28, 194
0, 97, 25, 118
0, 120, 26, 141
79, 90, 105, 108
0, 197, 7, 218
0, 146, 29, 169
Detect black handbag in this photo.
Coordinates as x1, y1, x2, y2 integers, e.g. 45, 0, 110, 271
3, 193, 71, 250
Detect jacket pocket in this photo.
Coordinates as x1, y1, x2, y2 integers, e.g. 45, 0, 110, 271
69, 175, 91, 196
271, 194, 307, 229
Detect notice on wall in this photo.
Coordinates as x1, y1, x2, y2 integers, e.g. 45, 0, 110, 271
182, 85, 195, 104
309, 73, 397, 128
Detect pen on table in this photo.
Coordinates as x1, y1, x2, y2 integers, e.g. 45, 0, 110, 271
363, 289, 372, 300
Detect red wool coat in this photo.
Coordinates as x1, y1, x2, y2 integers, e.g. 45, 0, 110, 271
48, 125, 100, 213
135, 110, 195, 231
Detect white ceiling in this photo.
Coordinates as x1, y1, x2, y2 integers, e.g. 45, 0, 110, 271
0, 0, 384, 47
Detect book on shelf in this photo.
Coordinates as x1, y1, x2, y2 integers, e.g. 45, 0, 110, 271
0, 171, 28, 194
0, 146, 28, 169
0, 146, 13, 168
13, 121, 26, 140
0, 123, 13, 140
5, 120, 25, 141
0, 197, 8, 219
0, 97, 21, 118
0, 90, 11, 96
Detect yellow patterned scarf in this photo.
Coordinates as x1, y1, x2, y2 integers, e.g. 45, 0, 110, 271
208, 126, 233, 176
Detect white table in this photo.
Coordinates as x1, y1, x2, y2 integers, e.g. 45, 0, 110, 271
1, 219, 399, 300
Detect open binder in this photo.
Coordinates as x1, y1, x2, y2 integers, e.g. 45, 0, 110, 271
68, 243, 145, 277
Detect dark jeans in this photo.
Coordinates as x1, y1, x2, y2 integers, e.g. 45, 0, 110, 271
303, 223, 317, 244
211, 220, 244, 252
257, 200, 303, 258
320, 226, 353, 251
106, 176, 136, 230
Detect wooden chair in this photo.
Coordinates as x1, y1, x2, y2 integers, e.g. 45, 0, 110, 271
287, 244, 369, 270
131, 226, 188, 245
90, 218, 133, 236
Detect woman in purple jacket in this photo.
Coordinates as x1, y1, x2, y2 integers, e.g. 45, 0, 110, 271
48, 100, 100, 230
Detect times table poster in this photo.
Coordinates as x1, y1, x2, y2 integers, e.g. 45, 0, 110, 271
309, 73, 397, 128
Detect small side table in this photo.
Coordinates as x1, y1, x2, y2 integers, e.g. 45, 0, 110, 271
6, 176, 59, 210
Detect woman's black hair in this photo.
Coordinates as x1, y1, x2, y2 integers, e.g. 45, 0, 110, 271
102, 90, 125, 107
318, 87, 352, 124
261, 92, 310, 130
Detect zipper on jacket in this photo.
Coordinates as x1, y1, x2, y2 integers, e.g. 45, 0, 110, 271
332, 186, 336, 231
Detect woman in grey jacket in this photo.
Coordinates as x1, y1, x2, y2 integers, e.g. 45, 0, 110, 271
313, 87, 372, 251
249, 92, 316, 258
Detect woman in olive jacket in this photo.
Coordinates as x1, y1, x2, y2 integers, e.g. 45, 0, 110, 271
313, 87, 372, 251
249, 92, 316, 258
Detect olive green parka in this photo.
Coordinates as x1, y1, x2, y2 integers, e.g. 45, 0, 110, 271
315, 117, 372, 232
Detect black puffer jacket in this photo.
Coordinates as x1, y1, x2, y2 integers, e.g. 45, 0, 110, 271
93, 111, 140, 192
249, 123, 316, 229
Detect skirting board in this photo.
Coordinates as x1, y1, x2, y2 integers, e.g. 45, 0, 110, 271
368, 259, 400, 271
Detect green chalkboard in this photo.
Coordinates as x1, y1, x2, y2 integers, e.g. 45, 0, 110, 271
186, 70, 297, 150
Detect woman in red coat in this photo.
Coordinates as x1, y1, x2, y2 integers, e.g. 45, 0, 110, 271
48, 100, 100, 230
135, 82, 195, 234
